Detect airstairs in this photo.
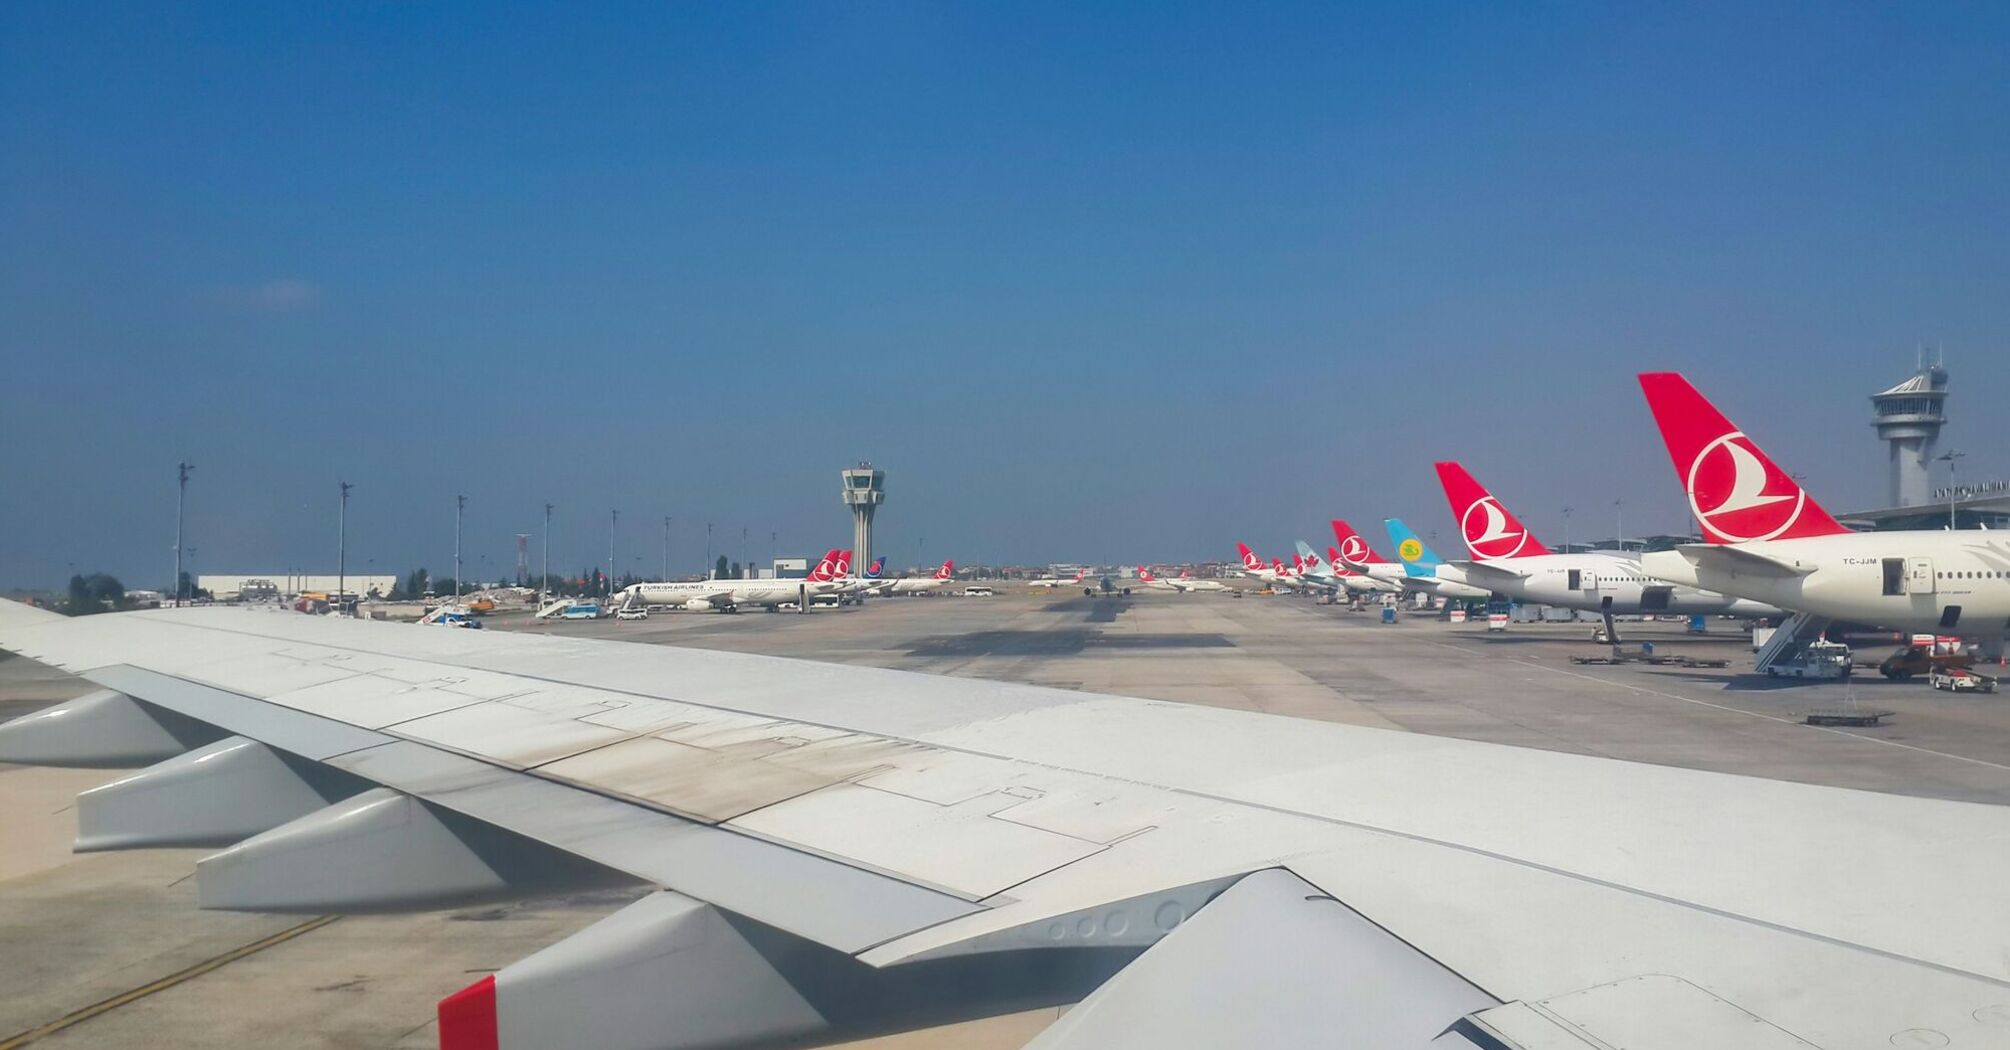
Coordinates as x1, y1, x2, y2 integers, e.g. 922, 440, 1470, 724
1754, 612, 1833, 674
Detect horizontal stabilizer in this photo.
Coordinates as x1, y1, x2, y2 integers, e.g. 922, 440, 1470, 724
76, 736, 361, 852
0, 689, 222, 767
1447, 560, 1529, 582
198, 787, 621, 912
1678, 543, 1812, 578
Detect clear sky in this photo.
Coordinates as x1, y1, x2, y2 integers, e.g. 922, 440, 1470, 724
4, 2, 2007, 587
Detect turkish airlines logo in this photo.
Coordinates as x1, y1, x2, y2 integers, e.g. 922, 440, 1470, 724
809, 555, 835, 580
1686, 431, 1805, 542
1242, 550, 1262, 570
1460, 497, 1531, 560
832, 553, 852, 577
1338, 535, 1368, 564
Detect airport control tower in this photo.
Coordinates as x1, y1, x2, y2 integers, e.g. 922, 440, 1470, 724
841, 463, 886, 572
1870, 353, 1949, 507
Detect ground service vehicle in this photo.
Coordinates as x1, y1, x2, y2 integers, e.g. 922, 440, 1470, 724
1930, 667, 1996, 693
1879, 644, 1973, 680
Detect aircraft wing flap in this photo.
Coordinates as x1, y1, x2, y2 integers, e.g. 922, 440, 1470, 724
85, 664, 396, 761
324, 739, 979, 951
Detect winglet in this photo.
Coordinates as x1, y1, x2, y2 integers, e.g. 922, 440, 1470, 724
1637, 372, 1847, 544
438, 975, 499, 1050
1433, 461, 1552, 560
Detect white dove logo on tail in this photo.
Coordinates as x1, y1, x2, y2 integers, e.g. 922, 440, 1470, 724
1459, 497, 1530, 560
1686, 431, 1805, 542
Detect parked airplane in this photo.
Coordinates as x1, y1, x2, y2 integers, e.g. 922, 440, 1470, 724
1027, 569, 1086, 589
1234, 544, 1298, 589
619, 549, 851, 612
1326, 520, 1409, 594
1292, 541, 1397, 596
1432, 461, 1781, 618
1165, 567, 1228, 593
1636, 372, 2010, 652
1379, 519, 1495, 600
880, 559, 957, 596
4, 596, 2005, 1048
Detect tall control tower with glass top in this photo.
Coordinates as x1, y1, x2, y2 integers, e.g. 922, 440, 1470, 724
1870, 354, 1948, 508
841, 463, 886, 573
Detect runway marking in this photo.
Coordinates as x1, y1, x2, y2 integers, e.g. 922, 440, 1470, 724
1427, 639, 2010, 774
0, 915, 339, 1049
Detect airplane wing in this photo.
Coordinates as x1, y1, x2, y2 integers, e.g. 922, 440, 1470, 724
1676, 543, 1815, 578
4, 598, 2008, 1049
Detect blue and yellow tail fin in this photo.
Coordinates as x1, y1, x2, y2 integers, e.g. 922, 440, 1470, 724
1382, 518, 1443, 577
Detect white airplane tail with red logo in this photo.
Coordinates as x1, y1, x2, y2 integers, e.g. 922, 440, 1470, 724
1433, 462, 1553, 561
1637, 373, 1848, 544
1236, 543, 1265, 572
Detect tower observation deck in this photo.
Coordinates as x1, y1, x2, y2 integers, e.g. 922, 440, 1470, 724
841, 463, 886, 573
1870, 354, 1948, 508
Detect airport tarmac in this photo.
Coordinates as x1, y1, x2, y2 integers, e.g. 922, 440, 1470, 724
6, 590, 2010, 1048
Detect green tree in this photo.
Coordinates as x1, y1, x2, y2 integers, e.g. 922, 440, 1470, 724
64, 573, 128, 616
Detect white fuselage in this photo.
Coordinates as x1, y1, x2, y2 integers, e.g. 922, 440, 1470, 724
884, 576, 954, 595
1465, 552, 1781, 617
623, 577, 842, 610
1333, 560, 1431, 596
1640, 531, 2010, 638
1166, 577, 1228, 593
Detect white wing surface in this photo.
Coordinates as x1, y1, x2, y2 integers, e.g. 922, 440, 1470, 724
2, 599, 2006, 1049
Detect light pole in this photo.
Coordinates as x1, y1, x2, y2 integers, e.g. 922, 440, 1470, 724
1612, 499, 1624, 553
1937, 449, 1967, 530
541, 502, 553, 611
741, 527, 748, 579
455, 494, 466, 599
705, 522, 714, 579
662, 516, 672, 581
608, 508, 619, 598
173, 461, 194, 606
1560, 506, 1572, 555
337, 480, 352, 615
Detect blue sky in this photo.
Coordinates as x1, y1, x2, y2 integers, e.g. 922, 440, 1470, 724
4, 2, 2008, 586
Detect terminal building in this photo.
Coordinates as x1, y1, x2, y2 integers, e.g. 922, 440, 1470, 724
198, 574, 399, 600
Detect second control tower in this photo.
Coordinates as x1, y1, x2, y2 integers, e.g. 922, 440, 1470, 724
1870, 354, 1949, 508
841, 463, 886, 572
